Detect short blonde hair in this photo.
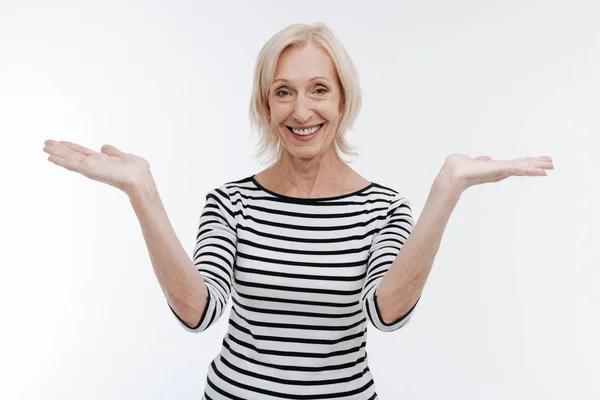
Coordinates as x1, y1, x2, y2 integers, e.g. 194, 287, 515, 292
249, 22, 362, 165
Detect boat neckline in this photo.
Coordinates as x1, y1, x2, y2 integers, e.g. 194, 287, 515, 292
250, 175, 374, 202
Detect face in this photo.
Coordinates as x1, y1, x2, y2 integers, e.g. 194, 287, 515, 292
268, 43, 343, 161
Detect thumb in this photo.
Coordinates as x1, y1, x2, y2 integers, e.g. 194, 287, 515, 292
101, 144, 123, 157
475, 155, 492, 161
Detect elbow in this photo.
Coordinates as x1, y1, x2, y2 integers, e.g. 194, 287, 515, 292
376, 308, 415, 332
370, 294, 421, 333
168, 296, 211, 333
169, 282, 230, 333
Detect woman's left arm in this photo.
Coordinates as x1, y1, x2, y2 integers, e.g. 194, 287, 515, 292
376, 154, 554, 324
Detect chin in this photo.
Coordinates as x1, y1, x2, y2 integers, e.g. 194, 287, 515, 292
289, 143, 333, 161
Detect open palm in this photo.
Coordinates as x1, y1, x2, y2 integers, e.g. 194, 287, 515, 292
444, 153, 554, 190
43, 140, 150, 193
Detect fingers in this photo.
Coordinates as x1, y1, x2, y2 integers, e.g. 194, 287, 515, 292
43, 140, 95, 160
494, 156, 553, 174
475, 155, 552, 170
43, 139, 124, 160
528, 157, 554, 171
59, 141, 96, 156
479, 155, 552, 164
539, 160, 554, 169
47, 153, 83, 173
514, 155, 553, 163
101, 144, 123, 157
43, 141, 85, 162
508, 159, 552, 177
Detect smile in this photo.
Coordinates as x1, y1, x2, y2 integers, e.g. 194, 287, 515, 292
286, 123, 324, 137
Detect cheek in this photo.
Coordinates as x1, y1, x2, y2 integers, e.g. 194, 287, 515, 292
321, 96, 342, 114
269, 104, 290, 123
320, 103, 341, 121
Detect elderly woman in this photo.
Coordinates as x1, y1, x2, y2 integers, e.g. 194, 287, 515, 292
43, 22, 553, 399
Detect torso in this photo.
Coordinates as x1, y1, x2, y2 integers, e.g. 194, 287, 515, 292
189, 175, 414, 399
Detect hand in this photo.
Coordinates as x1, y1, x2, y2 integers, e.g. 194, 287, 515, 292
441, 153, 554, 191
43, 139, 151, 194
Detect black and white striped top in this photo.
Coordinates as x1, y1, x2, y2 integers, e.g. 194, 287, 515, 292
169, 175, 420, 399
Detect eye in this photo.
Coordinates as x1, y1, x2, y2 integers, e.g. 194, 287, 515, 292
276, 89, 290, 97
315, 88, 328, 95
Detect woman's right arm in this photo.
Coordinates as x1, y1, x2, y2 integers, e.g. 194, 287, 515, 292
128, 174, 208, 329
43, 140, 235, 331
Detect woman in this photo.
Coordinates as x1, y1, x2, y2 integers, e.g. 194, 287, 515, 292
43, 23, 553, 399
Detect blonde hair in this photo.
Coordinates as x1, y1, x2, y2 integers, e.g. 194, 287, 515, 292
249, 22, 362, 165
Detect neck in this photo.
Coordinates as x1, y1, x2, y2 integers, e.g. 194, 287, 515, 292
269, 146, 348, 193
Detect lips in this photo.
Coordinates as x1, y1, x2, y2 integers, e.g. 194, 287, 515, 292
285, 122, 325, 142
286, 123, 324, 134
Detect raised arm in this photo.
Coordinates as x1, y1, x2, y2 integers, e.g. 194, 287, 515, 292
128, 175, 209, 330
361, 192, 419, 332
375, 154, 554, 326
128, 177, 238, 332
43, 140, 236, 332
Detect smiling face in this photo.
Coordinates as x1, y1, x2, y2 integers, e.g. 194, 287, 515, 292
269, 43, 344, 161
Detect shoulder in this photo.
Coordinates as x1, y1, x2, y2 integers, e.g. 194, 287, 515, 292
206, 175, 254, 199
368, 180, 407, 200
366, 181, 412, 216
204, 175, 261, 214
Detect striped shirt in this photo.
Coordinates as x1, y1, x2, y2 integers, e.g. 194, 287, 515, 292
169, 175, 420, 399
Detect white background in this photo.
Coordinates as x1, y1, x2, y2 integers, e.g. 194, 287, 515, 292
1, 0, 598, 399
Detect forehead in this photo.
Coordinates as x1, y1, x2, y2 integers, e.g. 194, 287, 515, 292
273, 44, 338, 83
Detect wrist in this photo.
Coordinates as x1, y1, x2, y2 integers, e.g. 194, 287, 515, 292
125, 172, 156, 198
433, 166, 467, 199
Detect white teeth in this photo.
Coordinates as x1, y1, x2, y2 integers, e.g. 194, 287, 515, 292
291, 124, 322, 136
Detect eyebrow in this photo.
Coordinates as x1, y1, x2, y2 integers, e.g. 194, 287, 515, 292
272, 77, 332, 85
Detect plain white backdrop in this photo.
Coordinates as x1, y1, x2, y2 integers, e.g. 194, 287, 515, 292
1, 0, 598, 398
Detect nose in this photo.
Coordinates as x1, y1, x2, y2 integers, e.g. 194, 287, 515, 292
292, 93, 312, 123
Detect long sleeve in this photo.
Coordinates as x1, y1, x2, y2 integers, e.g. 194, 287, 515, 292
361, 192, 420, 332
169, 185, 238, 332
